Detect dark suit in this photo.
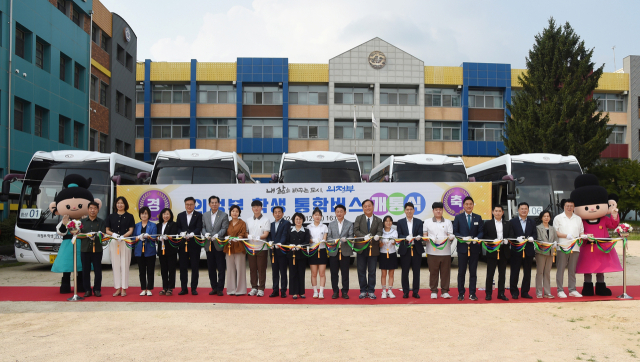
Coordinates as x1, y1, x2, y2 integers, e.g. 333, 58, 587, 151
203, 209, 229, 293
269, 219, 291, 292
176, 211, 203, 292
509, 216, 538, 297
156, 221, 179, 291
353, 214, 383, 294
453, 212, 484, 296
483, 218, 512, 297
397, 217, 424, 294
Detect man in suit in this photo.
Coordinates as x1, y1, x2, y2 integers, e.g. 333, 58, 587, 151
202, 196, 229, 296
397, 202, 425, 299
353, 199, 383, 300
483, 204, 512, 301
453, 196, 484, 301
268, 206, 290, 298
327, 204, 354, 299
509, 202, 537, 299
176, 196, 203, 295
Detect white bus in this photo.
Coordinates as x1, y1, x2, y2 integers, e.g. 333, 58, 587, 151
271, 151, 363, 183
467, 153, 583, 219
147, 149, 255, 185
364, 154, 469, 183
3, 151, 152, 265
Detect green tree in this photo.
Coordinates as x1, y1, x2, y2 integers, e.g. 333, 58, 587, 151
590, 159, 640, 221
505, 18, 610, 169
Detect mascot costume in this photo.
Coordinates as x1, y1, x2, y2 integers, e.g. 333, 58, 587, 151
571, 174, 621, 296
49, 174, 102, 293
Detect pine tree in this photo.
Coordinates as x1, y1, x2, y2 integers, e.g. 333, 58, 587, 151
505, 18, 610, 168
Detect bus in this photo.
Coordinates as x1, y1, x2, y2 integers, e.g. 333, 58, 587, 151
271, 151, 363, 183
364, 154, 469, 182
3, 151, 152, 265
467, 153, 583, 219
146, 149, 255, 185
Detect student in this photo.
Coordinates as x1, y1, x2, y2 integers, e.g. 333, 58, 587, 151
225, 205, 248, 296
308, 208, 329, 299
379, 215, 398, 299
287, 212, 310, 300
132, 206, 157, 296
246, 200, 271, 297
156, 208, 178, 296
535, 210, 557, 299
327, 204, 353, 299
105, 196, 135, 297
424, 202, 455, 299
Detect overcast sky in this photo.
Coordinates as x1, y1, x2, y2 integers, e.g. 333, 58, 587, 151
102, 0, 637, 71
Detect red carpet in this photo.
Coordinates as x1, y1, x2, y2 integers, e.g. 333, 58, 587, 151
0, 286, 637, 304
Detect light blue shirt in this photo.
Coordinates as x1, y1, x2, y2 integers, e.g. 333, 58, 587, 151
520, 217, 527, 233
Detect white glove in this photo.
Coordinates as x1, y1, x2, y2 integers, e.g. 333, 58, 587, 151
160, 235, 167, 241
364, 234, 371, 240
188, 232, 195, 239
502, 240, 509, 245
448, 234, 455, 241
374, 235, 380, 241
580, 234, 588, 240
340, 237, 346, 242
566, 234, 573, 240
180, 232, 187, 237
213, 234, 218, 240
312, 238, 318, 244
111, 233, 120, 239
248, 234, 254, 241
517, 236, 524, 242
276, 243, 282, 247
494, 239, 501, 243
472, 240, 477, 244
205, 232, 211, 239
415, 235, 421, 240
144, 233, 150, 239
463, 236, 471, 241
139, 234, 146, 240
224, 236, 230, 240
405, 236, 413, 241
528, 237, 534, 242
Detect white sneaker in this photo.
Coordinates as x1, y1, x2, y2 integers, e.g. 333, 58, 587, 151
249, 288, 258, 296
381, 290, 387, 299
318, 291, 324, 299
536, 293, 543, 299
140, 290, 146, 296
569, 291, 583, 298
257, 290, 264, 297
387, 289, 396, 299
557, 291, 567, 298
431, 292, 438, 299
146, 290, 152, 296
313, 291, 319, 299
441, 292, 452, 299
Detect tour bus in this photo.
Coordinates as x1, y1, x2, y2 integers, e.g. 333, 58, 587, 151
467, 153, 583, 219
364, 154, 470, 183
2, 151, 153, 265
271, 151, 363, 183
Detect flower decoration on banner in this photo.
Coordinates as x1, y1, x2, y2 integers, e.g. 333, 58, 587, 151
66, 219, 83, 234
615, 223, 633, 235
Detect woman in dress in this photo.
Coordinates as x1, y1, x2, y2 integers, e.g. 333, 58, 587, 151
132, 206, 157, 296
156, 208, 178, 296
379, 215, 398, 299
105, 196, 135, 297
287, 212, 310, 300
225, 205, 248, 296
308, 207, 329, 299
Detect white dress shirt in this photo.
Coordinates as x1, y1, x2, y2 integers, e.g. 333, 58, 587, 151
210, 211, 217, 229
494, 219, 503, 240
161, 222, 167, 235
337, 219, 344, 234
406, 218, 414, 237
186, 211, 193, 226
553, 212, 584, 252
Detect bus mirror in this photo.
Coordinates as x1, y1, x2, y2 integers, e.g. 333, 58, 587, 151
111, 175, 122, 185
383, 175, 389, 182
1, 173, 25, 202
468, 176, 476, 182
517, 177, 525, 184
501, 175, 514, 181
237, 173, 246, 184
361, 174, 369, 182
506, 179, 516, 200
137, 172, 150, 180
270, 173, 278, 182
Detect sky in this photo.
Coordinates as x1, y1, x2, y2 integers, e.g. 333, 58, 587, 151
101, 0, 637, 71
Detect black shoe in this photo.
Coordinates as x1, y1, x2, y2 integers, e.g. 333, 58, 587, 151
209, 290, 217, 295
83, 291, 92, 298
281, 291, 287, 298
342, 292, 349, 299
469, 294, 478, 301
485, 295, 492, 301
595, 282, 612, 296
582, 282, 595, 296
192, 290, 198, 296
457, 294, 464, 301
521, 293, 532, 299
217, 290, 224, 296
403, 293, 410, 299
178, 289, 188, 295
94, 291, 102, 297
511, 294, 519, 300
498, 294, 509, 301
332, 291, 339, 299
412, 292, 420, 299
269, 291, 279, 298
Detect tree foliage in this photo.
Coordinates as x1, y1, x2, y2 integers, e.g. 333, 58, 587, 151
590, 159, 640, 220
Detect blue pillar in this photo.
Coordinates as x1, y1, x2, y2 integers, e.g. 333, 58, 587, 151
144, 59, 152, 161
190, 59, 197, 149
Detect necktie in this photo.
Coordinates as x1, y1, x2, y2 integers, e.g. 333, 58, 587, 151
467, 214, 471, 230
367, 218, 370, 233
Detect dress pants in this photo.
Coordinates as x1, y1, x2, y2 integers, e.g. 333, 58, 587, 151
109, 239, 132, 290
206, 248, 226, 292
248, 251, 268, 291
271, 250, 288, 292
158, 245, 177, 291
81, 251, 103, 292
329, 255, 350, 293
428, 254, 450, 294
400, 252, 422, 293
535, 253, 553, 296
357, 253, 377, 294
485, 248, 509, 297
288, 254, 307, 296
510, 251, 534, 297
457, 250, 479, 296
555, 251, 579, 293
226, 253, 247, 295
179, 238, 202, 291
137, 255, 155, 290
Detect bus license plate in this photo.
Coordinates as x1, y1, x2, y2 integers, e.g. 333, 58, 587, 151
49, 255, 56, 264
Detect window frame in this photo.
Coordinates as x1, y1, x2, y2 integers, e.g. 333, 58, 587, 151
288, 85, 328, 105
468, 122, 504, 141
288, 120, 329, 140
425, 121, 462, 141
334, 86, 374, 105
468, 90, 504, 109
380, 87, 418, 106
334, 120, 373, 140
380, 121, 419, 140
196, 119, 237, 139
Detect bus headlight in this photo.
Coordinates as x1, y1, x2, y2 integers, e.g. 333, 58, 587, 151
15, 238, 32, 251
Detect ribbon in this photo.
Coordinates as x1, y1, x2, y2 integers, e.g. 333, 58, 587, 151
586, 237, 625, 254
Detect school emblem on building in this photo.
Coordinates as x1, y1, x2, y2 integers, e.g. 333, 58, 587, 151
368, 51, 386, 69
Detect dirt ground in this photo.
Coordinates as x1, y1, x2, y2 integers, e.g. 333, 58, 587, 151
1, 242, 639, 362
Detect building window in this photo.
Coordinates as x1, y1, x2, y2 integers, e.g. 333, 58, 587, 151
425, 121, 462, 141
289, 85, 328, 105
468, 122, 504, 141
92, 25, 99, 44
197, 84, 236, 104
608, 126, 625, 144
334, 120, 372, 139
242, 154, 282, 174
90, 129, 97, 150
135, 119, 144, 138
242, 119, 283, 138
116, 91, 123, 115
117, 45, 125, 65
100, 33, 108, 52
334, 86, 373, 105
595, 93, 626, 112
425, 88, 461, 107
380, 121, 418, 140
34, 106, 49, 138
90, 76, 97, 101
100, 82, 108, 106
59, 116, 68, 144
72, 8, 80, 26
358, 155, 373, 174
243, 86, 283, 105
380, 87, 418, 105
99, 133, 108, 152
35, 41, 44, 69
57, 0, 66, 14
125, 97, 132, 119
152, 84, 190, 104
151, 119, 189, 138
469, 90, 503, 109
124, 142, 131, 157
74, 64, 80, 89
289, 120, 328, 139
60, 56, 66, 82
197, 119, 237, 139
115, 139, 124, 155
73, 122, 82, 148
15, 28, 25, 59
126, 53, 133, 72
136, 84, 145, 103
14, 99, 24, 132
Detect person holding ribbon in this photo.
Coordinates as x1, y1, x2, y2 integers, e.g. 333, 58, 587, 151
482, 204, 512, 301
553, 199, 584, 298
105, 196, 135, 297
379, 215, 398, 299
327, 204, 353, 299
133, 206, 157, 296
397, 202, 424, 299
308, 207, 329, 299
287, 212, 310, 300
268, 206, 290, 298
176, 196, 203, 296
453, 196, 484, 301
508, 202, 537, 299
224, 205, 248, 296
535, 210, 557, 299
203, 196, 229, 296
354, 199, 383, 300
246, 200, 271, 297
156, 208, 178, 296
424, 202, 455, 300
80, 202, 106, 298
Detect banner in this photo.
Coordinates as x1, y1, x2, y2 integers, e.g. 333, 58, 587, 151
117, 182, 491, 224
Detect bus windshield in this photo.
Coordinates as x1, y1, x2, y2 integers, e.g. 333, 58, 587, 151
512, 162, 582, 215
392, 163, 467, 182
151, 159, 236, 184
281, 161, 361, 183
17, 160, 110, 232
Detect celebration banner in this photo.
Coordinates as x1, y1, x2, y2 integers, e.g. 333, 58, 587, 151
117, 182, 492, 224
